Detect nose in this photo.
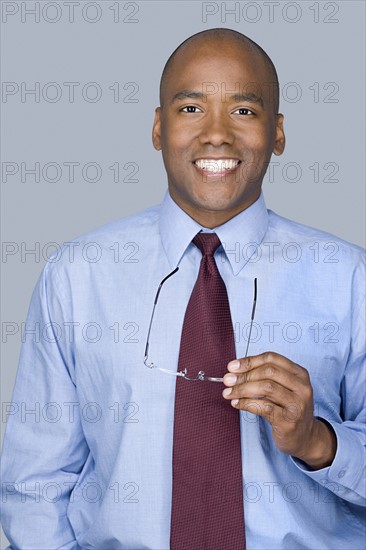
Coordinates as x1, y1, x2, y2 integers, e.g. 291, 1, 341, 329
198, 110, 234, 147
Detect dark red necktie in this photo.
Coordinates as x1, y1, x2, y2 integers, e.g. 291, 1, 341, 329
170, 232, 246, 550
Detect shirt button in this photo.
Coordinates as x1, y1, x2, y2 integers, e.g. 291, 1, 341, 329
338, 470, 346, 479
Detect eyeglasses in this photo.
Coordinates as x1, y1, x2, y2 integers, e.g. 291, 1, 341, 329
143, 267, 257, 382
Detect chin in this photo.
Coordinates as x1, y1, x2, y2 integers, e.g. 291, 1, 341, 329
197, 188, 260, 213
193, 197, 238, 212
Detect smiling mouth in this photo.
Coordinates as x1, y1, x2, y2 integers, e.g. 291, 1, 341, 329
193, 158, 241, 175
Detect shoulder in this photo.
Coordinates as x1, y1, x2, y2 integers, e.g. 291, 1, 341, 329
68, 203, 161, 247
267, 209, 365, 268
41, 202, 162, 286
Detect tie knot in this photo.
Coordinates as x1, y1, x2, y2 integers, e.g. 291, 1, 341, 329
192, 232, 221, 256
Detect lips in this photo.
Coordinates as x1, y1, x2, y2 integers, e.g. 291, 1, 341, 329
193, 158, 241, 176
194, 158, 240, 170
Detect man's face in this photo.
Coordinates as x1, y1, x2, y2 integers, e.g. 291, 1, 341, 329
152, 39, 285, 227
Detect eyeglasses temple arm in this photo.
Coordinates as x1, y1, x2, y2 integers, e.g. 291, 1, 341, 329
144, 267, 180, 360
244, 277, 257, 358
250, 277, 257, 321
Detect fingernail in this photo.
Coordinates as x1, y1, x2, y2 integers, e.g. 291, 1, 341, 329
228, 360, 240, 370
225, 374, 237, 385
222, 388, 232, 397
231, 399, 239, 407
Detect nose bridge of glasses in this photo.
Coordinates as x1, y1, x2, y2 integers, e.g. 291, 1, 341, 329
182, 370, 224, 383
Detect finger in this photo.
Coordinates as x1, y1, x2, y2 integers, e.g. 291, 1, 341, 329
223, 364, 305, 393
230, 398, 303, 427
230, 398, 280, 425
227, 352, 309, 380
222, 379, 295, 409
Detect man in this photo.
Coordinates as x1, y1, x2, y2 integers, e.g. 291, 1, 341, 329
1, 28, 365, 549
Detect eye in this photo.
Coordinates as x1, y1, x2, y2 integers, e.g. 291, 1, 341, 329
180, 105, 202, 113
233, 108, 254, 115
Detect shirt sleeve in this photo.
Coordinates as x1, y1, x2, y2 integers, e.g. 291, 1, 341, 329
1, 260, 89, 549
291, 264, 366, 507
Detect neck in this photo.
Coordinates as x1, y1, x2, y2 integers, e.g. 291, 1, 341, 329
169, 192, 261, 228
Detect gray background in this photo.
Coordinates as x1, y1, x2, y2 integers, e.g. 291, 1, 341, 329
1, 0, 365, 546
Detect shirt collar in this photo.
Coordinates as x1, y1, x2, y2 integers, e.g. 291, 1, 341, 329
159, 190, 268, 276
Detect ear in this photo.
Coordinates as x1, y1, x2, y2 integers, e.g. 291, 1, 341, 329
273, 113, 285, 156
152, 107, 162, 151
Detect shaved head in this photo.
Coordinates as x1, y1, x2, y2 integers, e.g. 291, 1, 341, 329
159, 28, 280, 113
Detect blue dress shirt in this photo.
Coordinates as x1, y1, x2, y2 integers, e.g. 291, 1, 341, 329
1, 191, 365, 549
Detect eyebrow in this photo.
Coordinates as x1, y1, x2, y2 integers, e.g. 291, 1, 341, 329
170, 89, 264, 108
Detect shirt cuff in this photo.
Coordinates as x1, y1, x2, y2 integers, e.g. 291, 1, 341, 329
290, 418, 364, 493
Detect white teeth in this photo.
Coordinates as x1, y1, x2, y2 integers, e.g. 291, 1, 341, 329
195, 159, 239, 171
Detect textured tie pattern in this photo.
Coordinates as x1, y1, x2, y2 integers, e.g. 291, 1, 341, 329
170, 232, 246, 550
